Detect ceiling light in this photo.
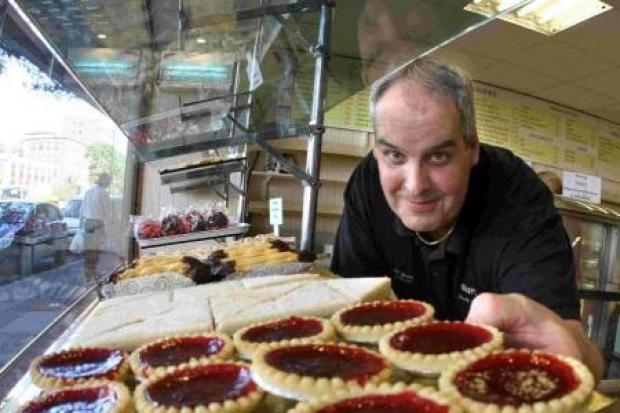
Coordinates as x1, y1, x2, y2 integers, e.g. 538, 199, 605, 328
465, 0, 613, 35
97, 33, 107, 39
196, 37, 206, 44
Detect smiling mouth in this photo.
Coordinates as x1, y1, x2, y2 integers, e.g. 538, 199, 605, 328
403, 198, 440, 213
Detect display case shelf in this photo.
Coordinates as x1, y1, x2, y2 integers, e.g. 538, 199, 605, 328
137, 223, 250, 249
160, 157, 247, 194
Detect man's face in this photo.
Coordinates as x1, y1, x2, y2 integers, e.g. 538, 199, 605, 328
373, 80, 479, 239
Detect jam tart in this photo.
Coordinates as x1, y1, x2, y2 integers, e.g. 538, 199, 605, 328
29, 347, 129, 389
129, 333, 234, 379
134, 360, 263, 413
438, 349, 594, 413
289, 382, 462, 413
251, 342, 392, 401
332, 300, 434, 343
233, 316, 335, 360
379, 321, 502, 377
20, 382, 132, 413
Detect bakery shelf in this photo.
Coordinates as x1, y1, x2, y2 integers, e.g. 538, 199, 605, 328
137, 223, 250, 249
252, 170, 348, 184
160, 157, 247, 193
249, 137, 371, 158
249, 201, 342, 217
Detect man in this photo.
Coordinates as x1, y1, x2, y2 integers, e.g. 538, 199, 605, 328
331, 58, 604, 380
81, 172, 113, 281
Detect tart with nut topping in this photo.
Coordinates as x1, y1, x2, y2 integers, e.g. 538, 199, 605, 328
332, 300, 434, 343
439, 349, 594, 412
129, 333, 234, 379
134, 361, 263, 413
251, 342, 392, 401
379, 321, 502, 377
29, 347, 129, 390
20, 382, 132, 413
233, 316, 335, 360
289, 382, 461, 413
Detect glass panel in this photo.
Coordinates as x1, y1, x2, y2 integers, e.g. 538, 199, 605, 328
10, 0, 518, 161
0, 2, 135, 369
562, 215, 605, 289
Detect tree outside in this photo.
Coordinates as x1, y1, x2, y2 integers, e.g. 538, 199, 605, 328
85, 142, 125, 196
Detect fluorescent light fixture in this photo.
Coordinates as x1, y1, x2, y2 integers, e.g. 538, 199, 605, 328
465, 0, 613, 35
68, 48, 140, 85
196, 37, 207, 44
97, 33, 107, 39
158, 52, 234, 90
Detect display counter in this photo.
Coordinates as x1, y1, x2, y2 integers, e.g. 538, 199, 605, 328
1, 265, 619, 412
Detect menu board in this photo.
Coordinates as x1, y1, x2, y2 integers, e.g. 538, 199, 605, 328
514, 103, 560, 165
598, 121, 620, 182
325, 89, 372, 131
474, 82, 620, 180
473, 85, 518, 153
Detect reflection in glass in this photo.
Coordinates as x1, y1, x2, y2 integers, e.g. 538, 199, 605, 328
0, 4, 133, 370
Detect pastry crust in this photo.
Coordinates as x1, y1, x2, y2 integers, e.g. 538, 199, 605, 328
251, 342, 392, 401
129, 332, 234, 379
233, 316, 335, 360
20, 382, 132, 413
331, 300, 434, 343
378, 321, 502, 377
134, 360, 263, 413
29, 347, 129, 390
438, 349, 595, 413
288, 382, 462, 413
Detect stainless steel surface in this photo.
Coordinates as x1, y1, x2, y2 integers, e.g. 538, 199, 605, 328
300, 2, 331, 253
556, 196, 620, 226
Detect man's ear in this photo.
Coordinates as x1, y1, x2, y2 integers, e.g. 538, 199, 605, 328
470, 137, 480, 166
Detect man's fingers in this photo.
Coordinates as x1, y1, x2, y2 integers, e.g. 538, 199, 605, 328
465, 292, 524, 331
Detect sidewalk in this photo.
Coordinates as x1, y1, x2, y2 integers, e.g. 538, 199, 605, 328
0, 259, 90, 367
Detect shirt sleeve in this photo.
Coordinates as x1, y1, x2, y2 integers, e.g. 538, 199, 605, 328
330, 161, 389, 277
495, 210, 580, 320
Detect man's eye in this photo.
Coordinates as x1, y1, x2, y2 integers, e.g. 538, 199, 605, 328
428, 152, 450, 165
385, 150, 405, 164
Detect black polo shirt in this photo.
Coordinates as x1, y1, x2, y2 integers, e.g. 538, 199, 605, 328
331, 144, 579, 321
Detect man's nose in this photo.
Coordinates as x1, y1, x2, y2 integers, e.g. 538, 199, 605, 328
404, 163, 432, 196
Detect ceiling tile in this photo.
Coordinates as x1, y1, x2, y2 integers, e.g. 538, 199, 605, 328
474, 62, 561, 93
450, 19, 546, 60
575, 68, 620, 100
555, 9, 620, 64
537, 84, 615, 111
428, 47, 499, 75
502, 40, 615, 81
591, 104, 620, 124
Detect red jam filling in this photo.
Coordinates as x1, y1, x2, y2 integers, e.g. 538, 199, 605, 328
38, 348, 124, 380
23, 386, 118, 413
264, 344, 386, 384
390, 323, 492, 354
139, 336, 225, 368
242, 317, 324, 343
454, 352, 579, 406
145, 363, 256, 407
341, 301, 427, 326
316, 391, 449, 413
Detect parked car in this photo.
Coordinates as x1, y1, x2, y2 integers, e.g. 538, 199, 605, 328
0, 201, 69, 276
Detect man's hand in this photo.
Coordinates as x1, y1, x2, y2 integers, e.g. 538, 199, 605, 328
465, 292, 604, 382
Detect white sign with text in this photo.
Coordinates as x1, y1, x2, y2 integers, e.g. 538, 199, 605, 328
562, 171, 602, 204
269, 197, 283, 236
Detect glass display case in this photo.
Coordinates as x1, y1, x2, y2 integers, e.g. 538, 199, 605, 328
556, 196, 620, 380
